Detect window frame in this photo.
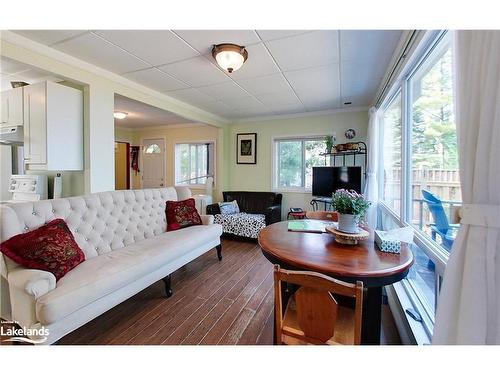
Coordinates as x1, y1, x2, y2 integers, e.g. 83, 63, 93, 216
377, 30, 454, 340
174, 140, 216, 189
272, 135, 327, 193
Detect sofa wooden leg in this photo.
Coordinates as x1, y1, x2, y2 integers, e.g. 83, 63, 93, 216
216, 244, 222, 261
162, 275, 173, 298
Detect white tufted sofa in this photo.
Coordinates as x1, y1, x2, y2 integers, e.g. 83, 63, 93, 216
0, 187, 222, 344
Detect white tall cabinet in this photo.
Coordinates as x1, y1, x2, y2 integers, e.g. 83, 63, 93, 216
0, 86, 24, 126
23, 81, 83, 170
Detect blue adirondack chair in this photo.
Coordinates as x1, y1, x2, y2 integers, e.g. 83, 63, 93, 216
421, 189, 459, 251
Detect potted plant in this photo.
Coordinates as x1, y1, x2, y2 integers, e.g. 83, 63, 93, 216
331, 189, 371, 233
325, 135, 334, 153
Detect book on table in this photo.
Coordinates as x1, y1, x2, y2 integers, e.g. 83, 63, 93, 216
287, 220, 337, 233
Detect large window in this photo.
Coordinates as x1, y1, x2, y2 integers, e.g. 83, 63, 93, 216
381, 93, 402, 213
378, 32, 458, 338
274, 137, 327, 190
175, 142, 215, 186
408, 36, 461, 252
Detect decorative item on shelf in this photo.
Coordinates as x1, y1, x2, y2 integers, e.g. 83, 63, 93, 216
324, 135, 334, 153
336, 143, 346, 152
236, 133, 257, 164
330, 189, 371, 239
345, 128, 356, 139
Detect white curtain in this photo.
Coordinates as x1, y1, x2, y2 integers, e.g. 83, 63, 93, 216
433, 31, 500, 344
363, 106, 379, 228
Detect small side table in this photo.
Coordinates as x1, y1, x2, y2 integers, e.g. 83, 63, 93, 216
287, 210, 306, 220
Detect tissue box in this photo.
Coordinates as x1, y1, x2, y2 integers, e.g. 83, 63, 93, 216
375, 230, 401, 253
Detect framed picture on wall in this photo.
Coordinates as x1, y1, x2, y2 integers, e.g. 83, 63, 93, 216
236, 133, 257, 164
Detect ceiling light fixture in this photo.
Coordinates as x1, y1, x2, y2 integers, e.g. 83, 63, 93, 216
114, 112, 128, 120
211, 43, 248, 73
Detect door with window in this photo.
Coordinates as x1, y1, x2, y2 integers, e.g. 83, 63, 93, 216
142, 138, 165, 188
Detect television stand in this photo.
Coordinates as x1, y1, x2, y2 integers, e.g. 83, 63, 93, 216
310, 197, 333, 211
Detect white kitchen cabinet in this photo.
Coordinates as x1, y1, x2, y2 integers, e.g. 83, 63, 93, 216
0, 87, 24, 126
24, 81, 83, 171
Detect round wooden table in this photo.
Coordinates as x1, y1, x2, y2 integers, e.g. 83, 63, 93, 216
258, 221, 414, 344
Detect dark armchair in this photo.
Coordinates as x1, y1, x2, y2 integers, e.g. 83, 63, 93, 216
207, 191, 283, 226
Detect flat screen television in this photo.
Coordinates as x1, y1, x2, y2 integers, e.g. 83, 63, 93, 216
312, 166, 362, 197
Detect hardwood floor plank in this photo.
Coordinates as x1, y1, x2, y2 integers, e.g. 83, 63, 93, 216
218, 308, 256, 345
256, 308, 274, 345
237, 287, 274, 345
199, 255, 272, 345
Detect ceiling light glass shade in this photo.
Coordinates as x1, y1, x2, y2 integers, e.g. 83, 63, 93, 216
212, 44, 248, 73
114, 112, 127, 120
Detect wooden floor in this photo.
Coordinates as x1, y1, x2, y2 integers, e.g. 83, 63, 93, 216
57, 239, 401, 345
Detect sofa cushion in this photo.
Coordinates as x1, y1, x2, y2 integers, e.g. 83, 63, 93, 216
166, 198, 202, 231
214, 213, 266, 239
35, 224, 222, 325
0, 219, 85, 281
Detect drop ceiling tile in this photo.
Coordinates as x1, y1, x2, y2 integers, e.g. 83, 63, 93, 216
158, 56, 230, 87
94, 30, 199, 66
173, 30, 261, 54
124, 68, 187, 91
236, 73, 290, 95
197, 81, 250, 100
197, 100, 236, 116
166, 88, 217, 106
220, 95, 264, 110
284, 64, 341, 110
235, 107, 276, 118
265, 30, 339, 71
256, 30, 312, 41
256, 89, 301, 106
54, 32, 150, 74
340, 30, 402, 63
268, 102, 307, 114
13, 30, 87, 45
340, 62, 384, 103
226, 43, 280, 80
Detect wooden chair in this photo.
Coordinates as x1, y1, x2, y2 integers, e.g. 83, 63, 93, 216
274, 265, 363, 345
305, 210, 338, 221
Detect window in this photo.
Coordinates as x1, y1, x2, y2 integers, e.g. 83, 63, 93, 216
378, 31, 457, 338
408, 35, 461, 252
175, 142, 215, 186
274, 137, 327, 190
144, 144, 161, 154
381, 93, 402, 213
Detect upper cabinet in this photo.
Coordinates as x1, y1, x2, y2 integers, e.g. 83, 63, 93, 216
24, 81, 83, 171
0, 87, 24, 126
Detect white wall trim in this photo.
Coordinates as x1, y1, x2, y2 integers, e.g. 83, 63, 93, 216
116, 122, 210, 132
0, 31, 229, 127
232, 106, 369, 124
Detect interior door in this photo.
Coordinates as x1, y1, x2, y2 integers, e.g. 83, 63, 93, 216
115, 142, 130, 190
142, 138, 165, 188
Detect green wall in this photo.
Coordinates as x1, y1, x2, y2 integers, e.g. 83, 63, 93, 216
226, 110, 369, 216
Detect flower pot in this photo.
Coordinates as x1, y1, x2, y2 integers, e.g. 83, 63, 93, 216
337, 214, 360, 234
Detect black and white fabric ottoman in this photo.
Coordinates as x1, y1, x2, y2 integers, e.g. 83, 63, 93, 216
214, 213, 266, 239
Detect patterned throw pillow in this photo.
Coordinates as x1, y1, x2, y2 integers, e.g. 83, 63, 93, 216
165, 198, 203, 231
0, 218, 85, 281
219, 200, 240, 215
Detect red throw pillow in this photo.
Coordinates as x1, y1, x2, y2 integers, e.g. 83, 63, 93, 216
0, 218, 85, 281
165, 198, 202, 231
